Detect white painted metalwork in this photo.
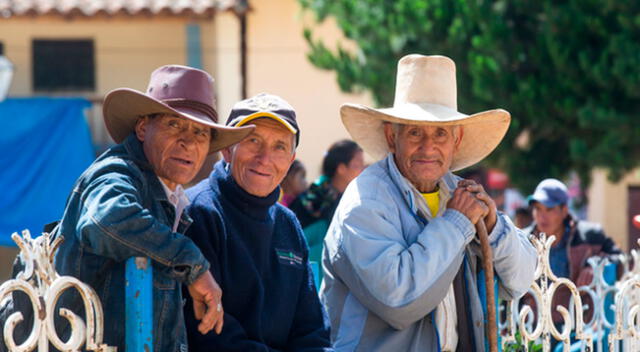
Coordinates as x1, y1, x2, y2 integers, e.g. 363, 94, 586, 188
560, 255, 620, 351
500, 235, 640, 351
0, 230, 116, 351
501, 233, 593, 351
5, 226, 640, 351
608, 242, 640, 351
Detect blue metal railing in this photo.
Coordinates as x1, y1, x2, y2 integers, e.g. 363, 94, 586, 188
125, 257, 153, 352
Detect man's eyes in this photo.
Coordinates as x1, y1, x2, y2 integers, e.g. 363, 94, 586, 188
194, 129, 210, 138
165, 119, 210, 138
406, 128, 449, 139
167, 119, 182, 129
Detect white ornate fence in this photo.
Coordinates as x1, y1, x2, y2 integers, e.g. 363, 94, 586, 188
500, 234, 640, 352
0, 230, 115, 352
3, 229, 640, 351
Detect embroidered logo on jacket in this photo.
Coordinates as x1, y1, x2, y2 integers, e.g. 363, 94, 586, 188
275, 248, 303, 268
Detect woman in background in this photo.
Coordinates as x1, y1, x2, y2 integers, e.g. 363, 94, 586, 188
290, 140, 365, 278
280, 159, 307, 207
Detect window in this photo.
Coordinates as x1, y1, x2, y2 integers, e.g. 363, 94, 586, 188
32, 39, 95, 92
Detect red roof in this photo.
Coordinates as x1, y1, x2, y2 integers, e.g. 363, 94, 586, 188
0, 0, 248, 18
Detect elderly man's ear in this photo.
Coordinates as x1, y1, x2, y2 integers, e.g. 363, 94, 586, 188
383, 123, 397, 153
455, 126, 464, 150
135, 116, 149, 142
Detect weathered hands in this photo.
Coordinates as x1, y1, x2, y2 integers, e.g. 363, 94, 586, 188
447, 179, 497, 232
188, 270, 224, 335
447, 183, 488, 225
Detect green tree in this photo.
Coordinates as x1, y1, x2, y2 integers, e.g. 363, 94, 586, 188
300, 0, 640, 192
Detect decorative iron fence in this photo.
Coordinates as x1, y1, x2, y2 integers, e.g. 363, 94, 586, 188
0, 230, 115, 351
500, 234, 640, 352
4, 229, 640, 351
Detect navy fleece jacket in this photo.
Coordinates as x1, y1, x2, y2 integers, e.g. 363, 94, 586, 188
184, 160, 332, 352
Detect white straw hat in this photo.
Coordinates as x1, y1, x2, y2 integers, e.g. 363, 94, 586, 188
341, 54, 510, 171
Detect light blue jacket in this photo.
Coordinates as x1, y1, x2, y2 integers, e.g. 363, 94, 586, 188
320, 154, 537, 351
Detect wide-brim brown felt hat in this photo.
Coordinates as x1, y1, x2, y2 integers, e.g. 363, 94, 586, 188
341, 54, 510, 171
103, 65, 253, 154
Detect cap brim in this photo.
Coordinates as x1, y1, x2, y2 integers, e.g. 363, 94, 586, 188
232, 112, 298, 134
528, 195, 563, 208
103, 88, 254, 154
341, 102, 510, 171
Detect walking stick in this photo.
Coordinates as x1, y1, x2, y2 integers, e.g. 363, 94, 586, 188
476, 219, 498, 352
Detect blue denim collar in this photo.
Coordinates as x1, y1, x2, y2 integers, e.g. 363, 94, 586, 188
123, 133, 153, 171
122, 133, 173, 208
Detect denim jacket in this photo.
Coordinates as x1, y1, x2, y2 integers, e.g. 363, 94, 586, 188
54, 134, 210, 351
320, 154, 537, 351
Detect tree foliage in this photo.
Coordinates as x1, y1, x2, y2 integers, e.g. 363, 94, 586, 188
299, 0, 640, 192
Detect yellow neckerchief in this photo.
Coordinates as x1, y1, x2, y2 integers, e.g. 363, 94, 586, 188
421, 188, 440, 217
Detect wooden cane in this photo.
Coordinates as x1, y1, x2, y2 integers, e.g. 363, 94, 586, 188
476, 219, 498, 352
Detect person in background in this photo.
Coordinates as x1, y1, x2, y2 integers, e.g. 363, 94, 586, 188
280, 159, 307, 207
290, 139, 365, 273
524, 178, 622, 324
184, 93, 332, 351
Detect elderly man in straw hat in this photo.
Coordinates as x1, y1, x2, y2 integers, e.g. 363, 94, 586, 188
321, 54, 537, 351
51, 65, 254, 351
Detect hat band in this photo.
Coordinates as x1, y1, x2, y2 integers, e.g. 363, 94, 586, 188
164, 98, 218, 123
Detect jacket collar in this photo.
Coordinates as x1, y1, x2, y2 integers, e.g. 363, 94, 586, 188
211, 160, 280, 219
122, 134, 169, 202
384, 153, 458, 219
123, 133, 153, 172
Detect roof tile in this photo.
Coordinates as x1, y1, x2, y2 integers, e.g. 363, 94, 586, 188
0, 0, 247, 18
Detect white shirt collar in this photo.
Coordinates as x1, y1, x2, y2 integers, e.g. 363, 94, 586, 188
157, 177, 190, 232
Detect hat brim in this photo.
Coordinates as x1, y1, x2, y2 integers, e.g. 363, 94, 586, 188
341, 102, 510, 171
232, 112, 298, 134
103, 88, 254, 154
528, 194, 565, 208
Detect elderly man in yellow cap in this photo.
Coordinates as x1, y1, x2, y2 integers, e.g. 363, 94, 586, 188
321, 55, 537, 351
183, 93, 332, 351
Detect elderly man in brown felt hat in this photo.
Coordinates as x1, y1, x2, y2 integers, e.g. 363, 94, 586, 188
50, 65, 254, 351
320, 54, 537, 351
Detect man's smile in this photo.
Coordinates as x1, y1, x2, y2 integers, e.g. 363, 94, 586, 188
249, 168, 272, 177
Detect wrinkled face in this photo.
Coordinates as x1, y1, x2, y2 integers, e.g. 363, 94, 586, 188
384, 123, 462, 192
135, 114, 210, 190
532, 202, 568, 236
342, 150, 366, 185
223, 118, 296, 197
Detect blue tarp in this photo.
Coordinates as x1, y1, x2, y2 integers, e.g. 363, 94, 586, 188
0, 97, 94, 246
